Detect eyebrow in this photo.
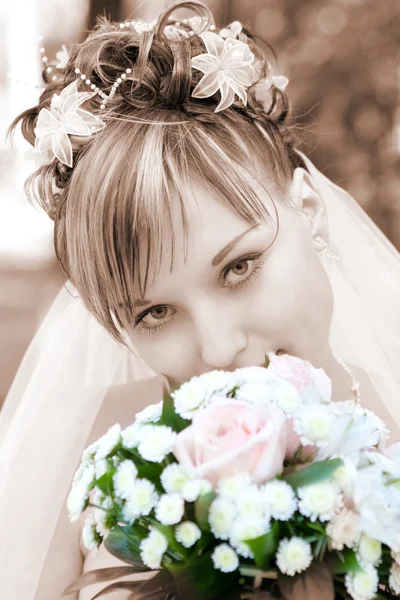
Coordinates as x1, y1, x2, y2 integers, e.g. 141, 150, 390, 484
211, 224, 258, 266
133, 225, 258, 309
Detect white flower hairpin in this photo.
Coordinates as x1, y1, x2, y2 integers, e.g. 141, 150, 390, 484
30, 18, 290, 167
55, 44, 70, 69
252, 73, 289, 112
191, 31, 258, 112
33, 81, 105, 167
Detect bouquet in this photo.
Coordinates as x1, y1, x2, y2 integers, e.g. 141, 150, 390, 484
64, 353, 400, 600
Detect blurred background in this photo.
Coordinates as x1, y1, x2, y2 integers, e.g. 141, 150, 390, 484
0, 0, 399, 407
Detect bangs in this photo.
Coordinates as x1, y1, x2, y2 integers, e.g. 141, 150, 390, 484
64, 110, 292, 342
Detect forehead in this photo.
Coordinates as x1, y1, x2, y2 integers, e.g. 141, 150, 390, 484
134, 171, 279, 293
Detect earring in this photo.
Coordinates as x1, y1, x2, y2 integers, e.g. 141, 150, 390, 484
314, 235, 341, 265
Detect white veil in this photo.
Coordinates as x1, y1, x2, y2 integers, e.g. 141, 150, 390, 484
0, 151, 400, 599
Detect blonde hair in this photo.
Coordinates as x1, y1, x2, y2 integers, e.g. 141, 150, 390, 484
9, 0, 305, 343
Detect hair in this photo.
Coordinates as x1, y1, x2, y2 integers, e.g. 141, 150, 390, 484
9, 0, 306, 344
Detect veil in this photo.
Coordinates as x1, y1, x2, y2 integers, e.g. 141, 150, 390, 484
0, 151, 400, 599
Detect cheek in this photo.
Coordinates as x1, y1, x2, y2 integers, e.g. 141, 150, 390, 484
252, 229, 334, 344
127, 327, 192, 383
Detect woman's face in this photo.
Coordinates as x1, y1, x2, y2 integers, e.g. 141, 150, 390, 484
127, 168, 334, 390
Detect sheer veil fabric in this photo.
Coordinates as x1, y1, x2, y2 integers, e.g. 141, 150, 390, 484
0, 152, 400, 598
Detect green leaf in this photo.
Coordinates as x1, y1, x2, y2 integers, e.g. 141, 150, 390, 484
196, 532, 214, 555
136, 462, 164, 481
194, 491, 216, 533
283, 459, 344, 491
104, 526, 149, 570
326, 550, 363, 574
95, 469, 115, 496
159, 390, 191, 432
166, 552, 239, 600
305, 520, 326, 535
243, 522, 280, 569
264, 354, 270, 368
387, 478, 400, 489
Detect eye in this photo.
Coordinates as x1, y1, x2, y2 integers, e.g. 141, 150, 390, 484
222, 254, 265, 290
132, 252, 266, 335
133, 305, 176, 335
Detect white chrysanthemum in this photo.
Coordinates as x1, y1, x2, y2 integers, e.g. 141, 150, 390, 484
235, 380, 274, 404
113, 460, 138, 500
155, 493, 185, 525
345, 565, 379, 600
274, 382, 302, 415
326, 508, 361, 551
262, 480, 297, 521
236, 486, 267, 520
123, 479, 158, 523
160, 464, 191, 494
217, 473, 252, 500
94, 496, 113, 538
229, 515, 270, 558
211, 544, 239, 573
137, 425, 177, 462
67, 483, 89, 522
175, 521, 202, 548
298, 481, 343, 522
92, 487, 106, 507
295, 406, 334, 446
82, 515, 101, 551
81, 440, 99, 463
94, 424, 121, 461
95, 459, 108, 480
147, 528, 169, 553
389, 562, 400, 595
233, 366, 277, 386
181, 478, 213, 502
73, 462, 95, 491
172, 377, 212, 419
121, 422, 143, 449
196, 370, 235, 395
135, 402, 163, 424
357, 535, 382, 567
72, 462, 89, 486
276, 537, 312, 576
209, 498, 237, 540
332, 460, 357, 499
140, 529, 168, 569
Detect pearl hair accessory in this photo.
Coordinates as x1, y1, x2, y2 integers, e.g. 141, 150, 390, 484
29, 15, 289, 166
333, 355, 361, 402
74, 66, 133, 111
118, 16, 215, 39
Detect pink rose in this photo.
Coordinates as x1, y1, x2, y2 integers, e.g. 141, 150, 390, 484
173, 397, 287, 487
267, 352, 332, 403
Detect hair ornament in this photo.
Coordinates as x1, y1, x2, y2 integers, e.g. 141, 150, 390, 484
55, 44, 70, 70
30, 16, 289, 167
191, 31, 258, 112
252, 73, 289, 112
32, 80, 105, 167
218, 20, 243, 39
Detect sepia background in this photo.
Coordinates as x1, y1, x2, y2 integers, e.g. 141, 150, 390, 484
0, 0, 399, 407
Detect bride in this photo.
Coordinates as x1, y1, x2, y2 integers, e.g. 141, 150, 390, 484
1, 1, 400, 598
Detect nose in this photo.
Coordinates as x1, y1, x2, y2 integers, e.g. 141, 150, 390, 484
192, 301, 247, 370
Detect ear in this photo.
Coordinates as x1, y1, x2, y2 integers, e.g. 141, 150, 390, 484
289, 167, 329, 242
